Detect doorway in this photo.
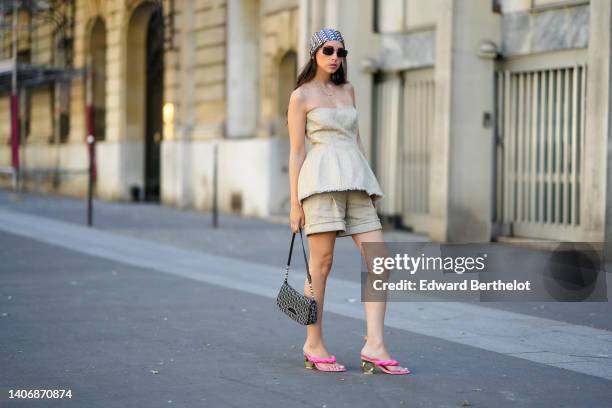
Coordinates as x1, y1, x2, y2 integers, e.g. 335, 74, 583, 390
144, 7, 164, 202
493, 52, 587, 240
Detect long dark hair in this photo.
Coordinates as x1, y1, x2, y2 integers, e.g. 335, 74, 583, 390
284, 48, 348, 126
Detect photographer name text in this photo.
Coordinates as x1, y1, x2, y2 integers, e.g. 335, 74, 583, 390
373, 279, 532, 291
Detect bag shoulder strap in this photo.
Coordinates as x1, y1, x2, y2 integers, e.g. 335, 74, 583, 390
285, 228, 315, 300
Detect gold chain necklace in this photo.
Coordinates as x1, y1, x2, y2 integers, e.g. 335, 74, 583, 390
316, 80, 335, 99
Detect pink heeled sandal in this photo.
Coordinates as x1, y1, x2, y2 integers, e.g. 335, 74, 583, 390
360, 354, 411, 375
303, 352, 347, 372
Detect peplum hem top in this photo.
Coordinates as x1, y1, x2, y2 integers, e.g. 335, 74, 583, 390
297, 105, 385, 206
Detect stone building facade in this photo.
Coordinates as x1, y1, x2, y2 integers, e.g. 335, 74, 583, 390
0, 0, 610, 243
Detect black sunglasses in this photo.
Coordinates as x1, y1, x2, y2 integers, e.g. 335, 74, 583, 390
321, 46, 348, 58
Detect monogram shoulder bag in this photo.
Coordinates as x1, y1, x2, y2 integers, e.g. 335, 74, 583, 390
276, 228, 318, 325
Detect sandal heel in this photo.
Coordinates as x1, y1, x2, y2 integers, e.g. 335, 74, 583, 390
304, 357, 315, 369
303, 352, 346, 372
361, 360, 375, 374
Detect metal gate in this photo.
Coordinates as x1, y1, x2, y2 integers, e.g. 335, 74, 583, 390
373, 73, 401, 216
494, 57, 587, 240
373, 69, 434, 234
400, 69, 434, 233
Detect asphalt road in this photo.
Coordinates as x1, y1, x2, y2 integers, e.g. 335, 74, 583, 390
1, 188, 611, 407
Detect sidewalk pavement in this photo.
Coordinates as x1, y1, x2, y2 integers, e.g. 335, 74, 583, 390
1, 188, 611, 407
1, 188, 610, 330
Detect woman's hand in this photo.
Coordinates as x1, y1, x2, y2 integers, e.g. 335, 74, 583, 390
290, 202, 305, 233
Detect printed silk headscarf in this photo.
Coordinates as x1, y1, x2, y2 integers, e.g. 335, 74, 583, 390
309, 28, 345, 57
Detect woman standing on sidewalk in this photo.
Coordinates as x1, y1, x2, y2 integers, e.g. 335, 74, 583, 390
286, 28, 410, 375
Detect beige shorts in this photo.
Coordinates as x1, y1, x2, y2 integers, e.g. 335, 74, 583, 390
302, 190, 382, 237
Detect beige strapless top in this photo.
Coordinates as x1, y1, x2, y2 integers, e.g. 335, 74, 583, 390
297, 105, 385, 206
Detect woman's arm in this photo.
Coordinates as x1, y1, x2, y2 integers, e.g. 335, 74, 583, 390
347, 83, 369, 160
288, 88, 307, 207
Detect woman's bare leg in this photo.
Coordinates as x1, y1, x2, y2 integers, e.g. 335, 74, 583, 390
352, 228, 408, 372
302, 230, 344, 370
